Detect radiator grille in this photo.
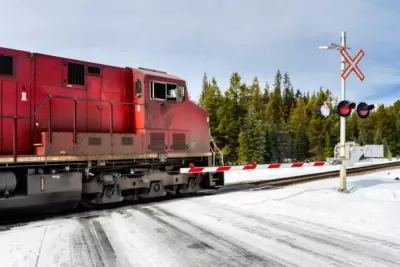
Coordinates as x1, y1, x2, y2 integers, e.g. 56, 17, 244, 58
150, 133, 165, 152
121, 136, 133, 145
88, 137, 101, 146
172, 133, 186, 151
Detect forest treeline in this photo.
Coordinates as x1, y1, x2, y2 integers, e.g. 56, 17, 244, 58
198, 70, 398, 164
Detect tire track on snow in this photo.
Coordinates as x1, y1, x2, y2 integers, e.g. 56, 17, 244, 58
213, 205, 400, 267
72, 217, 118, 267
144, 206, 290, 267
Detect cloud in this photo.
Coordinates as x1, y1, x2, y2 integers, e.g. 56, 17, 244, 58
0, 0, 399, 104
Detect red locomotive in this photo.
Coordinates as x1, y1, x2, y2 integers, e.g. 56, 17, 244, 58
0, 46, 224, 214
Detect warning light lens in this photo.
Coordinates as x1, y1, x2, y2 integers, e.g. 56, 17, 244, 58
337, 100, 355, 118
320, 104, 330, 118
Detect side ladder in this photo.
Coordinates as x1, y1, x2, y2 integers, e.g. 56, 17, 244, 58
209, 129, 224, 166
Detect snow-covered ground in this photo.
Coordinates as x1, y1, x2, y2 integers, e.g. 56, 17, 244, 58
224, 158, 400, 184
1, 168, 399, 266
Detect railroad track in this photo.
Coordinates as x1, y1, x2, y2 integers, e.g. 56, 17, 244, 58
1, 161, 399, 228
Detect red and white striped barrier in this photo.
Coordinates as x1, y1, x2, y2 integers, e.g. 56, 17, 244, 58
180, 161, 329, 174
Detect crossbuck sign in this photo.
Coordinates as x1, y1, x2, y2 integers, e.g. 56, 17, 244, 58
340, 48, 365, 81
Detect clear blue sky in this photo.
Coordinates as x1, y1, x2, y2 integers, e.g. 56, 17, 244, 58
1, 0, 399, 106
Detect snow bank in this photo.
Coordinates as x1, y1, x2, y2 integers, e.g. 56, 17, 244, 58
211, 169, 400, 233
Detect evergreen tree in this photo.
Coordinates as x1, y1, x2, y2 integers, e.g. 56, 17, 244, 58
287, 97, 309, 161
282, 72, 295, 123
242, 105, 264, 162
237, 131, 247, 164
264, 70, 285, 162
199, 73, 209, 105
216, 72, 243, 163
263, 82, 271, 105
306, 90, 328, 160
198, 76, 223, 147
324, 134, 332, 159
249, 77, 264, 116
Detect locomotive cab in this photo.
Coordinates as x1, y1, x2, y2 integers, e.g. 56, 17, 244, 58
135, 67, 212, 165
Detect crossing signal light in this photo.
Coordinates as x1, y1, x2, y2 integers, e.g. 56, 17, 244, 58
356, 102, 374, 119
337, 100, 355, 118
313, 103, 337, 118
313, 104, 332, 118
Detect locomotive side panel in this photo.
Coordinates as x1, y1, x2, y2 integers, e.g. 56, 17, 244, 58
31, 56, 148, 158
34, 54, 128, 135
0, 48, 32, 155
97, 66, 127, 134
33, 54, 88, 137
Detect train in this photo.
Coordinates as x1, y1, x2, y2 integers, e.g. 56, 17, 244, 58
0, 46, 224, 215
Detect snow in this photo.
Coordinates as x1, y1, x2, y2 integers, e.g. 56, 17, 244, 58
224, 158, 400, 184
1, 167, 400, 266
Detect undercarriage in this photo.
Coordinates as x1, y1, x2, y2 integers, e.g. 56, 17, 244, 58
0, 157, 224, 216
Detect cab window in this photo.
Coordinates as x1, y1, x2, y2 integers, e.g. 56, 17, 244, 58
150, 81, 185, 102
135, 79, 142, 97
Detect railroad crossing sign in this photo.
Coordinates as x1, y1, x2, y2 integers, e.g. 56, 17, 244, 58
340, 48, 365, 81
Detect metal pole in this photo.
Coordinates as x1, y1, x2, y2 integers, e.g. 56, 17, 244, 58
339, 31, 347, 192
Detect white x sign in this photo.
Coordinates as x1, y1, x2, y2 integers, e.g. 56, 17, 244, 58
340, 48, 365, 81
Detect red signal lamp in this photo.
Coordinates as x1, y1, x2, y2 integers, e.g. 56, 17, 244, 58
337, 100, 356, 117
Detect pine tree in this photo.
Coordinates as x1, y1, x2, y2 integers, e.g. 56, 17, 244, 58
262, 130, 273, 163
264, 70, 285, 162
324, 134, 332, 159
216, 72, 243, 163
282, 72, 295, 123
237, 131, 247, 164
199, 73, 209, 105
287, 97, 309, 161
198, 76, 223, 148
248, 77, 264, 117
263, 82, 271, 105
242, 105, 264, 162
306, 90, 328, 160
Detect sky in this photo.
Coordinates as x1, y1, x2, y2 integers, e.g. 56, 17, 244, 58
1, 0, 400, 106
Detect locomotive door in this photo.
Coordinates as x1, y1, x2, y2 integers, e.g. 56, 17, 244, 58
86, 75, 102, 132
0, 80, 31, 155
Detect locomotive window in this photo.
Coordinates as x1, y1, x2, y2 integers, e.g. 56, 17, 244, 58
167, 84, 185, 102
177, 86, 185, 101
67, 63, 85, 85
150, 81, 185, 102
151, 81, 167, 100
88, 66, 101, 75
0, 55, 13, 76
166, 84, 176, 101
135, 80, 142, 97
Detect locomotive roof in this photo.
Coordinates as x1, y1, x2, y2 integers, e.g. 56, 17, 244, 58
136, 67, 184, 81
0, 46, 185, 82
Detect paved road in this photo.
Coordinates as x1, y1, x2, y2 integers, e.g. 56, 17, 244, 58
1, 193, 399, 267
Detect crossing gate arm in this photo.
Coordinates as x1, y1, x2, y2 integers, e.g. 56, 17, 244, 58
179, 162, 329, 174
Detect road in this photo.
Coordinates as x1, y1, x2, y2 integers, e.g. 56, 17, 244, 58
1, 186, 400, 267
